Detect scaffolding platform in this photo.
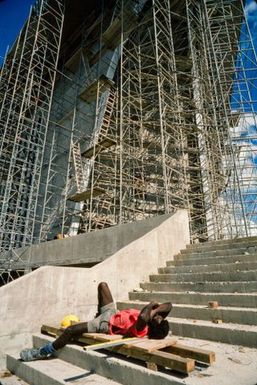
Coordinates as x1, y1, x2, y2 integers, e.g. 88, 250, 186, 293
67, 187, 105, 202
79, 75, 114, 103
82, 138, 116, 158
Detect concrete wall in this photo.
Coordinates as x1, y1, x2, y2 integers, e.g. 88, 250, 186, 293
0, 210, 189, 369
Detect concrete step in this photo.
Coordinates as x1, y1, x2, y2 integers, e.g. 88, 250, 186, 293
167, 253, 257, 267
150, 270, 257, 283
170, 317, 257, 348
31, 334, 184, 385
186, 236, 257, 250
0, 370, 29, 385
175, 247, 254, 260
129, 290, 257, 307
140, 280, 257, 293
117, 300, 257, 326
161, 260, 257, 274
183, 239, 257, 254
7, 352, 121, 385
117, 300, 257, 347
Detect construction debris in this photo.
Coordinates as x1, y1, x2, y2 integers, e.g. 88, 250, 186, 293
212, 319, 223, 324
208, 301, 219, 308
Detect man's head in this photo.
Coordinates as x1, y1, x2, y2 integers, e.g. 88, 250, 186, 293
148, 316, 169, 339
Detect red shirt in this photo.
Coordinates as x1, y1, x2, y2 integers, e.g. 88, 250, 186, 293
109, 309, 148, 337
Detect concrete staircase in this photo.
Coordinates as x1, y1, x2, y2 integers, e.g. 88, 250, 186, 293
6, 334, 183, 385
118, 236, 257, 348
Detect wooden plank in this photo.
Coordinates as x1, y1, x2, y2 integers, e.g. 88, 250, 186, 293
41, 325, 194, 374
41, 326, 176, 350
41, 325, 124, 344
127, 337, 177, 352
67, 187, 105, 202
208, 301, 219, 308
163, 343, 216, 364
111, 345, 195, 373
41, 325, 62, 337
79, 332, 124, 342
146, 362, 158, 371
84, 337, 139, 350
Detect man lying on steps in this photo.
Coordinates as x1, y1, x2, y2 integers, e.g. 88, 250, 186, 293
20, 281, 172, 361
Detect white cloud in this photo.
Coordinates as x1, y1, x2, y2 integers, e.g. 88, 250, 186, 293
245, 0, 257, 15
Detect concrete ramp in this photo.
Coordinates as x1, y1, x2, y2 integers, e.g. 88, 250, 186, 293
1, 212, 188, 270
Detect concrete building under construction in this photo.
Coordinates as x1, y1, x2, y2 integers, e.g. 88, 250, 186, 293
0, 0, 257, 281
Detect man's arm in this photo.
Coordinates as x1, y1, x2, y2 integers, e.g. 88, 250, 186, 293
135, 301, 159, 331
150, 302, 172, 319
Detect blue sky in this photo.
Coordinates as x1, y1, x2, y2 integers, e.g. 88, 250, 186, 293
231, 1, 257, 112
244, 0, 257, 111
0, 0, 35, 64
245, 0, 257, 57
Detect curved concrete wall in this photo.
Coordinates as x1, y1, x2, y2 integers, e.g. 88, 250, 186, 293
0, 210, 189, 369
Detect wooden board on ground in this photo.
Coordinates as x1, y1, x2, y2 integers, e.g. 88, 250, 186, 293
111, 344, 195, 374
83, 337, 140, 350
41, 326, 123, 343
41, 325, 215, 374
125, 337, 178, 352
163, 343, 216, 364
41, 325, 177, 350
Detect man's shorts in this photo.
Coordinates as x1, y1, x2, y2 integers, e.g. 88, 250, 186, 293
87, 302, 117, 333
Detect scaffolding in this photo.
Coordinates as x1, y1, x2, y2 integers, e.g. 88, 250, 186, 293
0, 0, 64, 283
1, 0, 257, 284
77, 0, 257, 240
187, 0, 257, 238
75, 0, 189, 233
